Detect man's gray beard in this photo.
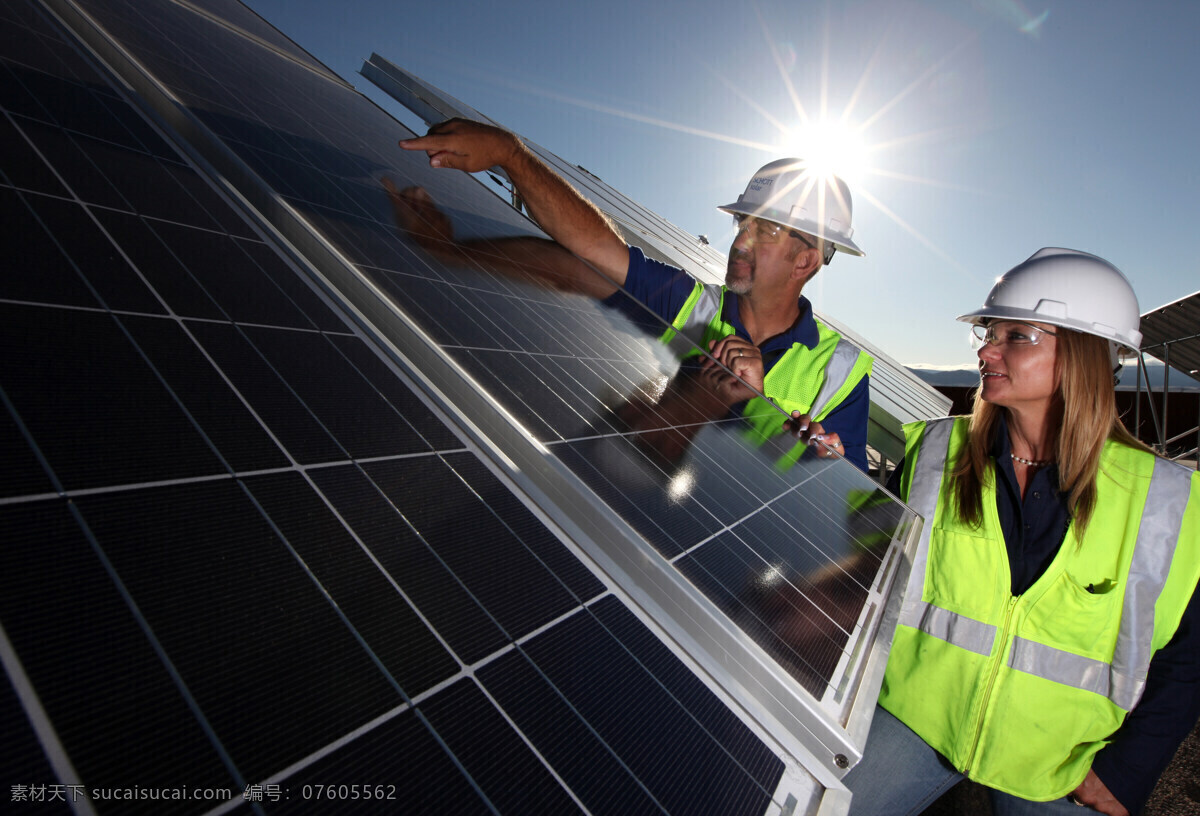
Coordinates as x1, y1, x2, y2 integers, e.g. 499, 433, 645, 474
724, 273, 752, 295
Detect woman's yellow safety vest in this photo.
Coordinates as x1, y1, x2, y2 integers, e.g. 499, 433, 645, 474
883, 417, 1200, 800
662, 281, 872, 461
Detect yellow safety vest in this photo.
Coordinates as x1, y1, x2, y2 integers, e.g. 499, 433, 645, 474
882, 417, 1200, 800
662, 281, 872, 463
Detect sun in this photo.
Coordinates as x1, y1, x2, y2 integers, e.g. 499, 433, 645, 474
781, 119, 870, 186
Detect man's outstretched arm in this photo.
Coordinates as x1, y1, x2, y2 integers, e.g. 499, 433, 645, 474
400, 118, 630, 287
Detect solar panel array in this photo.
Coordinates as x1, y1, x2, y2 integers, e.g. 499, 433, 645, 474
0, 1, 920, 813
1140, 290, 1200, 387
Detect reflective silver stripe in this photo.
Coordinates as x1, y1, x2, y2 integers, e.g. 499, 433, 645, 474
1009, 637, 1111, 696
1008, 637, 1145, 709
906, 600, 996, 655
1109, 457, 1194, 708
1109, 670, 1144, 711
677, 284, 723, 342
809, 337, 864, 419
897, 418, 955, 629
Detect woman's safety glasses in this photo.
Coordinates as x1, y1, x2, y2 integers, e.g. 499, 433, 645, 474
970, 321, 1058, 349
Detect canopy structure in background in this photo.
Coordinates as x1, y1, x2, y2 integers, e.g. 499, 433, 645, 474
1137, 291, 1200, 466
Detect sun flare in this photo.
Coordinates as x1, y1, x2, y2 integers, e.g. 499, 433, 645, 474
782, 120, 870, 186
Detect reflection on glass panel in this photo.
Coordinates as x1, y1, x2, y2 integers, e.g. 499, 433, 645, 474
374, 180, 910, 699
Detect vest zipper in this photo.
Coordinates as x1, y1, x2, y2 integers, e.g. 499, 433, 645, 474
964, 595, 1018, 774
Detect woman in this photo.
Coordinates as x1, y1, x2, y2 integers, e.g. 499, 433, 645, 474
837, 249, 1200, 815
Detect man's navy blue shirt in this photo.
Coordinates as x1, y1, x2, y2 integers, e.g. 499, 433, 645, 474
604, 246, 871, 472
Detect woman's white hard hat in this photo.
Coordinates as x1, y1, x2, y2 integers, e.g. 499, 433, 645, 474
957, 247, 1143, 351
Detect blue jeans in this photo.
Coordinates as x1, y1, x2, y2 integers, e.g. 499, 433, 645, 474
845, 707, 1088, 816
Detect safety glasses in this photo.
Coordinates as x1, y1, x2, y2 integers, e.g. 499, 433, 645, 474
970, 321, 1058, 348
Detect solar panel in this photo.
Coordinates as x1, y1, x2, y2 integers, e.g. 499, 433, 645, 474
1140, 290, 1200, 384
1, 1, 922, 813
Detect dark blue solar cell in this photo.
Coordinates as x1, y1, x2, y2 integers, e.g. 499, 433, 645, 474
92, 90, 185, 162
5, 0, 106, 80
446, 452, 607, 603
0, 116, 67, 195
0, 187, 99, 306
0, 498, 236, 814
74, 480, 399, 783
730, 494, 884, 600
419, 678, 583, 814
243, 470, 459, 696
238, 239, 349, 332
543, 340, 646, 398
549, 440, 703, 559
236, 142, 306, 198
376, 277, 497, 348
789, 462, 895, 564
300, 204, 422, 272
69, 135, 229, 231
0, 303, 226, 491
479, 596, 783, 816
185, 320, 348, 465
11, 69, 134, 146
92, 208, 225, 320
157, 159, 261, 238
220, 147, 364, 215
308, 463, 508, 665
21, 191, 165, 313
98, 211, 324, 328
341, 212, 449, 276
12, 30, 98, 88
119, 315, 291, 472
262, 705, 491, 815
459, 283, 605, 357
0, 8, 61, 76
276, 155, 374, 215
13, 120, 127, 209
184, 0, 335, 77
480, 636, 665, 813
0, 407, 52, 499
0, 60, 70, 124
363, 454, 591, 642
324, 333, 463, 451
237, 325, 437, 459
0, 0, 39, 25
588, 597, 785, 805
444, 349, 560, 441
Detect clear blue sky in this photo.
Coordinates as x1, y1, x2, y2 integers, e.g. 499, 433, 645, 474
243, 0, 1199, 368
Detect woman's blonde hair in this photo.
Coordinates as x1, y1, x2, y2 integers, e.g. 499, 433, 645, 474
950, 328, 1149, 536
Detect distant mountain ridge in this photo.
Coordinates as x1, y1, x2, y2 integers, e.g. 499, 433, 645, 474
908, 362, 1200, 391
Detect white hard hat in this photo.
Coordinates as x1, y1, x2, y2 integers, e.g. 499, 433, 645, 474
718, 158, 864, 258
957, 248, 1143, 351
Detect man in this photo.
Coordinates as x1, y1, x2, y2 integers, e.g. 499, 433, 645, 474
399, 119, 872, 471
